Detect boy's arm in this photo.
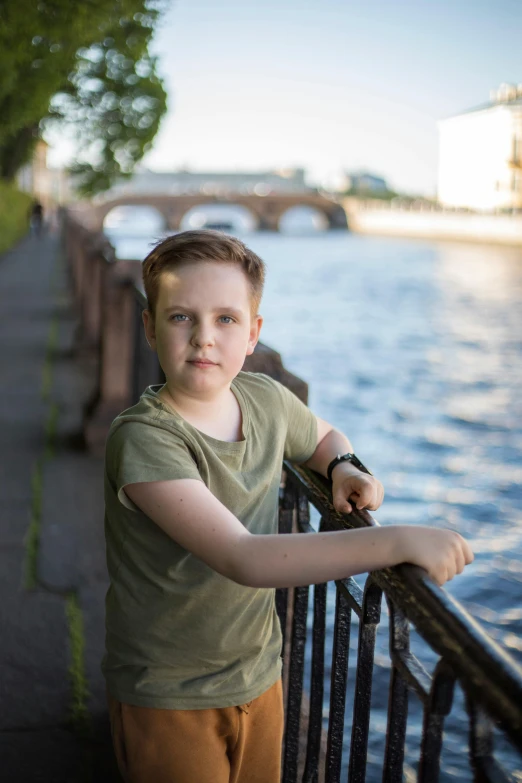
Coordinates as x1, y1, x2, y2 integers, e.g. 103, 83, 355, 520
302, 416, 384, 514
124, 478, 473, 590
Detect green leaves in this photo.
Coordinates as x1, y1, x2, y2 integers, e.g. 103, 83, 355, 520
0, 0, 168, 194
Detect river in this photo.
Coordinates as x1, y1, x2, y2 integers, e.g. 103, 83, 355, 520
105, 214, 522, 781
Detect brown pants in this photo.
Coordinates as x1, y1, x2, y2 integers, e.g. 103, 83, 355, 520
107, 678, 284, 783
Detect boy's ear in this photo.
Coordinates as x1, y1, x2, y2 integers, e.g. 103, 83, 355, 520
142, 309, 157, 351
245, 314, 263, 356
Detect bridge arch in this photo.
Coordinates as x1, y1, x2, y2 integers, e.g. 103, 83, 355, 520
103, 204, 167, 232
87, 193, 348, 233
179, 203, 258, 233
278, 205, 329, 233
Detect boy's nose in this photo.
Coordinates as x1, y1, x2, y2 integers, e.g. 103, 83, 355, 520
190, 325, 215, 348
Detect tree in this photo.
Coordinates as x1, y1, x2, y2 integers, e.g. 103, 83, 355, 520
0, 0, 168, 195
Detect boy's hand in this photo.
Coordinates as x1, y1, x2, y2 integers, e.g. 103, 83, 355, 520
395, 526, 474, 586
332, 464, 384, 514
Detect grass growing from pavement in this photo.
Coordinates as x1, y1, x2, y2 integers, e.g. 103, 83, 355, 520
66, 593, 90, 728
24, 269, 91, 730
24, 402, 58, 589
44, 402, 59, 460
25, 301, 59, 587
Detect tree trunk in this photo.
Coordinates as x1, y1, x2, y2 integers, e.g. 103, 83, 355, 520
0, 126, 38, 181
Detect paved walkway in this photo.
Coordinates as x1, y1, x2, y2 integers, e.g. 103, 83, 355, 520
0, 232, 120, 781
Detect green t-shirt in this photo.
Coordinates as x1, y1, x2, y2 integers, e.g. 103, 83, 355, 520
102, 370, 318, 709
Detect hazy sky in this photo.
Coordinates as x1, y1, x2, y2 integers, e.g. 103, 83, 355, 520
49, 0, 522, 195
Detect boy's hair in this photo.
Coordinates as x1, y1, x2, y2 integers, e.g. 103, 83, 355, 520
142, 230, 266, 318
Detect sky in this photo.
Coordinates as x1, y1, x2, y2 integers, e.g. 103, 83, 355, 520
50, 0, 522, 196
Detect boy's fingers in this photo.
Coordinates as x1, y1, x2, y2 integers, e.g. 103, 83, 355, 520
354, 478, 384, 510
436, 567, 448, 587
455, 548, 465, 575
333, 489, 352, 514
462, 538, 474, 564
353, 483, 375, 510
334, 478, 384, 513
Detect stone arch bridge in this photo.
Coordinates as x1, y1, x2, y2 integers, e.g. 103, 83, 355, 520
85, 192, 348, 232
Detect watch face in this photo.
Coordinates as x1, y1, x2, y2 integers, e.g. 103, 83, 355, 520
327, 453, 372, 481
345, 454, 372, 475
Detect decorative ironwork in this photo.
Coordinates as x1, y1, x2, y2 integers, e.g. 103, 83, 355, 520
278, 463, 522, 782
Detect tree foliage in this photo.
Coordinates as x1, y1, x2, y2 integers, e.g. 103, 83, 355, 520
0, 0, 168, 195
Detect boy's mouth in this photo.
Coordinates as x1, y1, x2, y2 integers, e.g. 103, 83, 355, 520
188, 358, 217, 366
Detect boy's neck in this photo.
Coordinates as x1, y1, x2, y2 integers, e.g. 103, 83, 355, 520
159, 381, 230, 413
158, 382, 243, 442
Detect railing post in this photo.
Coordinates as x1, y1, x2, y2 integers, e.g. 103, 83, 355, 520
348, 579, 382, 783
84, 261, 142, 453
382, 603, 410, 783
131, 294, 165, 405
79, 251, 105, 349
417, 661, 455, 783
325, 588, 352, 783
303, 571, 327, 783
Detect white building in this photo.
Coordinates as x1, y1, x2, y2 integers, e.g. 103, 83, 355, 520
438, 83, 522, 211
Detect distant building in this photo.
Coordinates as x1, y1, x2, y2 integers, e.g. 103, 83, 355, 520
345, 171, 389, 194
438, 83, 522, 211
100, 167, 309, 200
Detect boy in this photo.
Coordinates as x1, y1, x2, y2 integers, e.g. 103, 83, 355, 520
103, 230, 473, 783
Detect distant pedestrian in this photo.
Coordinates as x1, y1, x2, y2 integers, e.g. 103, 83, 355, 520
29, 201, 44, 237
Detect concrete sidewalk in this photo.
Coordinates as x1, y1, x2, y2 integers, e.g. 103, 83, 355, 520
0, 232, 120, 782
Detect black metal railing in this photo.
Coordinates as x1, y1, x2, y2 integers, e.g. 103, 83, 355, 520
278, 463, 522, 783
130, 284, 522, 783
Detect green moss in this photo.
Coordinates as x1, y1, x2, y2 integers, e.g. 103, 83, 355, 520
0, 182, 32, 255
45, 402, 59, 459
24, 387, 59, 588
31, 317, 59, 581
66, 593, 90, 728
24, 249, 92, 735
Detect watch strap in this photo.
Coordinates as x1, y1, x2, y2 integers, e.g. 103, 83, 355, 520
327, 453, 373, 482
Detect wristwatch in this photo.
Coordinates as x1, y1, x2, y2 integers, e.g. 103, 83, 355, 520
327, 453, 373, 483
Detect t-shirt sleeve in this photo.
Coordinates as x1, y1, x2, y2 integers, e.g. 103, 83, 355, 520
107, 421, 203, 511
276, 381, 318, 464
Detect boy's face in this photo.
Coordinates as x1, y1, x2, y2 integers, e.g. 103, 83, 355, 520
143, 261, 263, 398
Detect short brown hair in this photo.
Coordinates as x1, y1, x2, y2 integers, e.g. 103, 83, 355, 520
142, 230, 266, 318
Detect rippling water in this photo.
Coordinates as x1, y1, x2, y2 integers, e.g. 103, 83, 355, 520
107, 221, 522, 780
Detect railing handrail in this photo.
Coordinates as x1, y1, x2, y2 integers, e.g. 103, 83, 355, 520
284, 460, 522, 752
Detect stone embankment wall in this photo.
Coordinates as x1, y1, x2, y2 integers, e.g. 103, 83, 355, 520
344, 200, 522, 245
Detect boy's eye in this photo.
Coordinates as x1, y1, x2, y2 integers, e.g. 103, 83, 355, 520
169, 314, 235, 324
